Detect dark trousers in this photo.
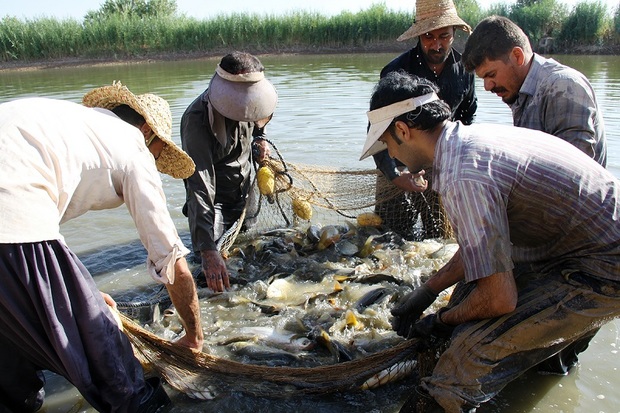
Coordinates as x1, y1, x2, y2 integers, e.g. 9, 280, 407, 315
0, 241, 149, 413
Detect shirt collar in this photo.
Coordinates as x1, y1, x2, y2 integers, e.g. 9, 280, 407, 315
519, 53, 545, 98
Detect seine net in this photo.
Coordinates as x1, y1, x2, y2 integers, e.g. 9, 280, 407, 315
218, 139, 453, 254
122, 140, 453, 399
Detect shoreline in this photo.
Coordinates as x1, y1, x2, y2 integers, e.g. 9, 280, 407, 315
2, 42, 619, 73
0, 43, 410, 72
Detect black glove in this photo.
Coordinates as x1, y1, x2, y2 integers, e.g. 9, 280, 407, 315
391, 284, 438, 338
409, 308, 454, 340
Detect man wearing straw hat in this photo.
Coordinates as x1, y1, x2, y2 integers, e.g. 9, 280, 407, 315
181, 51, 278, 293
0, 82, 203, 412
372, 0, 477, 241
361, 71, 620, 412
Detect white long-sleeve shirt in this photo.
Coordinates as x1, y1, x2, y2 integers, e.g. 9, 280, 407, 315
0, 97, 188, 283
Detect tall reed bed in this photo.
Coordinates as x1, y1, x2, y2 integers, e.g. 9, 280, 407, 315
0, 5, 410, 62
1, 2, 619, 63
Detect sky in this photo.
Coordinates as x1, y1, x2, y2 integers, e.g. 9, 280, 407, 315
2, 0, 618, 20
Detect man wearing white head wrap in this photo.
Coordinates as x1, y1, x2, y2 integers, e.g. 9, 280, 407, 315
363, 71, 620, 413
181, 51, 278, 293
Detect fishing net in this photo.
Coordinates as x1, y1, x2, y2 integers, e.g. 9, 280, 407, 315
118, 138, 453, 401
120, 312, 424, 399
218, 138, 454, 255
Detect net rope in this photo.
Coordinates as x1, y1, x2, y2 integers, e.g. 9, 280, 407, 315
121, 312, 423, 399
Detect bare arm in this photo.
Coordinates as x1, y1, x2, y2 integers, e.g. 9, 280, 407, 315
441, 270, 517, 325
426, 248, 466, 294
424, 249, 517, 324
165, 257, 204, 351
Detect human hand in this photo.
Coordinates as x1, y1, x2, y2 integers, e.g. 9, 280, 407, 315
173, 334, 204, 352
409, 308, 454, 340
391, 284, 438, 338
100, 292, 123, 330
252, 138, 271, 163
201, 249, 230, 292
391, 170, 427, 193
100, 292, 117, 309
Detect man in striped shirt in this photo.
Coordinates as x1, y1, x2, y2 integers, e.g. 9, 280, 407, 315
360, 71, 620, 413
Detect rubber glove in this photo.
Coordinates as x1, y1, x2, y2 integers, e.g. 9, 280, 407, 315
391, 284, 438, 338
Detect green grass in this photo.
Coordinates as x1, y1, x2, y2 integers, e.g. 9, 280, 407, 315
1, 1, 619, 63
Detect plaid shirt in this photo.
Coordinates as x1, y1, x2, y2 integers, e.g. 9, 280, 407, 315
433, 121, 619, 283
510, 54, 607, 166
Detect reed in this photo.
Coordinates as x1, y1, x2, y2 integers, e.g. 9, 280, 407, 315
0, 5, 411, 62
1, 1, 618, 63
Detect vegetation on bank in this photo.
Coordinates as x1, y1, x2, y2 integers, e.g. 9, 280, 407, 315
1, 0, 619, 64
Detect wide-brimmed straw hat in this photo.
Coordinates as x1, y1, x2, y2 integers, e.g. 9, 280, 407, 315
397, 0, 471, 42
82, 81, 196, 179
207, 65, 278, 122
360, 92, 439, 161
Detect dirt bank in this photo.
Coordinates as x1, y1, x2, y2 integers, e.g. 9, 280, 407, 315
2, 41, 617, 73
0, 43, 410, 72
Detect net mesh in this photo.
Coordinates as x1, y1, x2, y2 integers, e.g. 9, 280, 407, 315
219, 140, 453, 254
123, 141, 453, 399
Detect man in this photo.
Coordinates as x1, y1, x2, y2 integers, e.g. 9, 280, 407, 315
0, 82, 203, 413
462, 15, 606, 166
373, 0, 476, 240
360, 71, 620, 412
181, 51, 278, 292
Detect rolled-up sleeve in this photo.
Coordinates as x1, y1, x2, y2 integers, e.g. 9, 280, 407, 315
117, 156, 189, 284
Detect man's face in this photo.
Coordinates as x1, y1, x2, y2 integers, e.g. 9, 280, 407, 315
419, 27, 455, 66
474, 56, 523, 105
379, 122, 423, 172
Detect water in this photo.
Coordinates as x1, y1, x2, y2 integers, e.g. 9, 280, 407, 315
1, 53, 619, 412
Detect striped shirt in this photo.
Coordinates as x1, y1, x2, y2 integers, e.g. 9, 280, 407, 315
510, 54, 606, 166
433, 121, 619, 283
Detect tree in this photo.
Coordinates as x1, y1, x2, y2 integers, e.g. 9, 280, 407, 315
559, 1, 608, 45
84, 0, 177, 21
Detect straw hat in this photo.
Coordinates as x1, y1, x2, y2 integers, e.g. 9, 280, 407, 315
82, 81, 196, 179
397, 0, 471, 42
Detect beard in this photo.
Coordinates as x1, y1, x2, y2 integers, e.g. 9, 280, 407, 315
491, 86, 518, 105
424, 48, 449, 66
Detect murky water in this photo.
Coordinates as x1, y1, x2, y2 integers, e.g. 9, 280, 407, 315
1, 53, 619, 413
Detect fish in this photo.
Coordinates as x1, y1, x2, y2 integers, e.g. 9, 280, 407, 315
217, 326, 315, 353
360, 359, 417, 390
354, 287, 391, 313
311, 327, 354, 363
228, 342, 301, 366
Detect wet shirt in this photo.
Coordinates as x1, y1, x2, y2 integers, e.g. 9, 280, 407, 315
180, 91, 255, 252
433, 121, 620, 283
374, 43, 477, 179
511, 54, 607, 166
0, 98, 189, 283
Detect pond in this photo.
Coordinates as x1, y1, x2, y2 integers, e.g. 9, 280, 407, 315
1, 52, 619, 413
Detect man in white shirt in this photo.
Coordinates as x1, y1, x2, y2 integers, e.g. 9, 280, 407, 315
0, 82, 202, 413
